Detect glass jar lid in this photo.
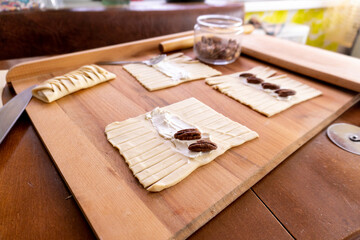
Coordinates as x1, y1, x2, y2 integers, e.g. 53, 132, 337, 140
196, 15, 243, 30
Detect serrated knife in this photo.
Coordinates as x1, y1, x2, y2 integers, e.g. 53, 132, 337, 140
0, 85, 36, 144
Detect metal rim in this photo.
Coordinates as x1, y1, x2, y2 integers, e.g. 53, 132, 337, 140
326, 123, 360, 155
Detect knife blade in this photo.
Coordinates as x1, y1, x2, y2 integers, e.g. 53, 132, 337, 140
0, 85, 36, 144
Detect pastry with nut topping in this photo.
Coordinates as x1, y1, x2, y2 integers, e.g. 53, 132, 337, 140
105, 98, 257, 192
206, 66, 322, 117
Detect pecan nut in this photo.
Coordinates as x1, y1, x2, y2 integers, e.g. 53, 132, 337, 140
275, 89, 296, 97
174, 128, 201, 140
239, 73, 255, 78
246, 76, 264, 84
188, 140, 217, 152
261, 82, 280, 90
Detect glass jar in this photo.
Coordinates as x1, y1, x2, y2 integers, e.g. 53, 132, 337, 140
194, 15, 244, 65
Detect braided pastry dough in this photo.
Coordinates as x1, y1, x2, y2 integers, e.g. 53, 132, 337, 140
32, 65, 116, 103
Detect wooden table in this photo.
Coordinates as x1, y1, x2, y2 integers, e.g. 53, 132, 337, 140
1, 51, 360, 239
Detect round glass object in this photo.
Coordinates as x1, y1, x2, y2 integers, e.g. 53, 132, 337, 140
194, 15, 244, 65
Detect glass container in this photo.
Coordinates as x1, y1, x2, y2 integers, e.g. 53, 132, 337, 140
194, 15, 244, 65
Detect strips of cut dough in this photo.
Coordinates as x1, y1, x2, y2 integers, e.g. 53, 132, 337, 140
206, 66, 322, 117
32, 65, 116, 103
105, 97, 258, 192
123, 53, 221, 91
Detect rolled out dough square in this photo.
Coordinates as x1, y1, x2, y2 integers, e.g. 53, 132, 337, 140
123, 53, 221, 91
206, 66, 322, 117
105, 97, 258, 192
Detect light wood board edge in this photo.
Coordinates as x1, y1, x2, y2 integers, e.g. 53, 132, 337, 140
173, 94, 360, 240
7, 31, 360, 93
6, 31, 193, 84
242, 34, 360, 92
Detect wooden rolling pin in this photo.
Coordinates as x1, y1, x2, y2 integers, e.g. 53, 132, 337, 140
159, 24, 255, 53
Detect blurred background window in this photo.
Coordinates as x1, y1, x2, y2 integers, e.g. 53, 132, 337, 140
244, 0, 360, 55
0, 0, 42, 11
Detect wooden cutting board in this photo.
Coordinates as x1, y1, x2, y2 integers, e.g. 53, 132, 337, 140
8, 32, 359, 240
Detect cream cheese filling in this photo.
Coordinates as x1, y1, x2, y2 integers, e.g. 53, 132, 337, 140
145, 107, 210, 158
153, 60, 191, 81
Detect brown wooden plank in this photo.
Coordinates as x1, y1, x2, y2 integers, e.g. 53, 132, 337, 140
5, 31, 193, 84
242, 34, 360, 92
0, 94, 294, 240
0, 83, 296, 240
24, 95, 172, 239
189, 190, 294, 240
8, 32, 360, 92
0, 113, 95, 240
253, 102, 360, 240
8, 34, 359, 240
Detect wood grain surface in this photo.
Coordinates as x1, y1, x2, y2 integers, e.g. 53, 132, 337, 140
158, 32, 360, 92
253, 102, 360, 240
7, 32, 358, 239
1, 86, 359, 239
0, 58, 289, 240
0, 112, 95, 240
0, 90, 292, 240
6, 31, 193, 84
8, 31, 360, 94
189, 190, 293, 240
242, 34, 360, 92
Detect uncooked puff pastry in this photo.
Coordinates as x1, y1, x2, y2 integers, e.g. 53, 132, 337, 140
105, 98, 258, 192
32, 65, 116, 103
122, 53, 221, 91
206, 66, 322, 117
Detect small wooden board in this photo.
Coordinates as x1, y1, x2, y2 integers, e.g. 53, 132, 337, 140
8, 32, 359, 240
242, 34, 360, 92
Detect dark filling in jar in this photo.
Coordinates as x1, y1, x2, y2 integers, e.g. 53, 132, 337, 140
195, 36, 240, 61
